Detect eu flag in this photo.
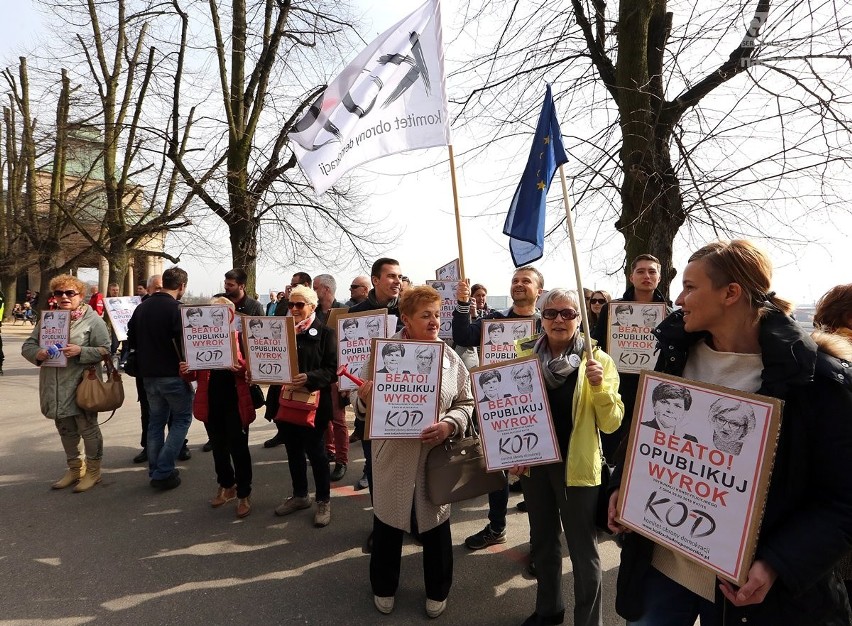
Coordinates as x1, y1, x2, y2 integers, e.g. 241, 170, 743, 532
503, 84, 568, 267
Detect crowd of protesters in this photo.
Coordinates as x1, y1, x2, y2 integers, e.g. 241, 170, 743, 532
17, 241, 852, 625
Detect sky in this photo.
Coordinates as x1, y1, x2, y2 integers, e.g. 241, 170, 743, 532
1, 0, 850, 306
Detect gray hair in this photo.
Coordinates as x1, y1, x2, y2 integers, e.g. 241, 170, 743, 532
539, 288, 580, 311
146, 274, 162, 289
314, 274, 337, 293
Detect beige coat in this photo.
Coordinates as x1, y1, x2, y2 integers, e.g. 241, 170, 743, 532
367, 345, 473, 533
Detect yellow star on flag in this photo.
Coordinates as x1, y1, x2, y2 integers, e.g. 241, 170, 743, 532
543, 136, 550, 144
537, 181, 546, 190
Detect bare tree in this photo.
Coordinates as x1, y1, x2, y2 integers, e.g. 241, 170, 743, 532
451, 1, 852, 295
51, 0, 194, 287
165, 0, 387, 293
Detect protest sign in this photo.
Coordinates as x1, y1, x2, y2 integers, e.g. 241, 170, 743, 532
242, 315, 297, 384
471, 357, 560, 470
617, 372, 782, 586
435, 259, 460, 281
181, 304, 238, 370
605, 302, 667, 374
104, 296, 141, 341
480, 318, 535, 365
426, 280, 457, 340
337, 310, 389, 391
38, 310, 71, 368
367, 338, 443, 439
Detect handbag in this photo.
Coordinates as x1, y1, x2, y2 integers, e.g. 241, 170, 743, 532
275, 387, 320, 427
249, 384, 265, 409
77, 354, 125, 413
426, 434, 507, 505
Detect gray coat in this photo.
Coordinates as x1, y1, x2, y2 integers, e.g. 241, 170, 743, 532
22, 305, 111, 419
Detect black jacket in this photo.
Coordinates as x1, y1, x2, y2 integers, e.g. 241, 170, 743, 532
614, 309, 852, 625
127, 292, 183, 377
348, 289, 403, 333
265, 316, 337, 428
451, 305, 541, 347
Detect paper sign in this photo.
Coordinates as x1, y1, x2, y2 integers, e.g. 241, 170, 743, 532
367, 338, 444, 439
436, 258, 460, 281
242, 315, 298, 383
426, 280, 456, 340
617, 372, 782, 586
39, 310, 71, 368
605, 302, 667, 373
480, 318, 535, 365
104, 296, 141, 341
181, 304, 238, 370
337, 310, 389, 391
471, 357, 561, 470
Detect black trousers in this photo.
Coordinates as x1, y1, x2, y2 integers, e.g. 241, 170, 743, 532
205, 414, 252, 498
280, 419, 330, 502
370, 515, 452, 601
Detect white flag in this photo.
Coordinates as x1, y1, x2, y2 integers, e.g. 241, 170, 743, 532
289, 0, 449, 194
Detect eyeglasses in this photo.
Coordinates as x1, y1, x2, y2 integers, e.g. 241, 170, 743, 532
287, 301, 308, 310
53, 290, 79, 298
589, 298, 607, 305
542, 308, 579, 320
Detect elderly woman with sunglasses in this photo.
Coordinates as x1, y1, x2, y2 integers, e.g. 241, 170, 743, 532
22, 275, 111, 492
268, 285, 337, 527
511, 288, 623, 626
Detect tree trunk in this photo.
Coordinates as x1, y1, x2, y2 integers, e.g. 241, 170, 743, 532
228, 211, 259, 294
614, 0, 684, 298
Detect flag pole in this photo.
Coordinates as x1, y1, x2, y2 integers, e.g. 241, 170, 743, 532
558, 164, 594, 362
447, 144, 467, 279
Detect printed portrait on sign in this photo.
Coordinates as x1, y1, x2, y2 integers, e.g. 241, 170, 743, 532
477, 369, 511, 404
617, 372, 782, 587
242, 315, 297, 383
377, 342, 410, 374
480, 318, 535, 366
471, 357, 560, 471
606, 301, 667, 374
367, 339, 444, 439
435, 258, 460, 281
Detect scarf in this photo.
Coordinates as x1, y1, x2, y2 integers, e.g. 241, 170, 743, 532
533, 333, 585, 390
294, 312, 316, 334
70, 303, 88, 323
366, 289, 399, 311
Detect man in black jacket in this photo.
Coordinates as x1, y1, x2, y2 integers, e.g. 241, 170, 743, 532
127, 267, 192, 490
223, 268, 264, 317
453, 266, 544, 552
348, 258, 404, 493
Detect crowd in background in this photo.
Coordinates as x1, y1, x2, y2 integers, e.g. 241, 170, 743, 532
15, 243, 852, 625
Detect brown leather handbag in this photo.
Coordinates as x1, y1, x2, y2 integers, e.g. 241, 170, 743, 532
76, 354, 125, 413
426, 434, 507, 505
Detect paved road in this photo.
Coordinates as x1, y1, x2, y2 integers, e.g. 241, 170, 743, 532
0, 323, 625, 625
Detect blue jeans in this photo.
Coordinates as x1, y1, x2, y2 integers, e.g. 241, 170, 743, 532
627, 566, 718, 626
143, 377, 194, 480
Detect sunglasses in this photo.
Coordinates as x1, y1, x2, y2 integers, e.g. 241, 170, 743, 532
287, 301, 308, 310
542, 308, 579, 321
350, 285, 364, 290
589, 298, 607, 304
53, 290, 79, 298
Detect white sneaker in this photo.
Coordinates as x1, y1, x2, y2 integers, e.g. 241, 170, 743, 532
374, 595, 394, 615
426, 598, 447, 618
314, 500, 331, 527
